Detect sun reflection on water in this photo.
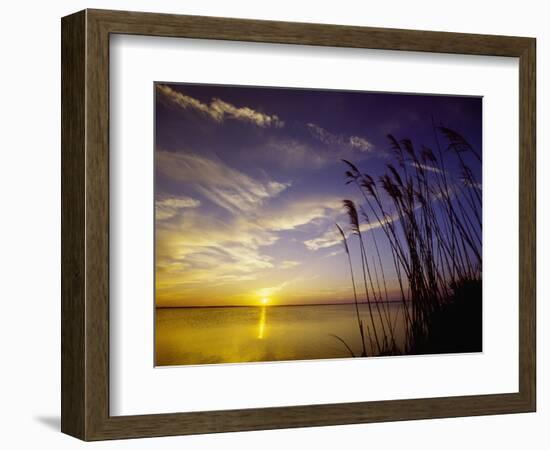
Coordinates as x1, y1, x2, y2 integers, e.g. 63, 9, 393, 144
257, 306, 267, 339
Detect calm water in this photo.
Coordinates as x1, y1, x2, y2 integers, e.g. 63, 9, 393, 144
156, 303, 407, 366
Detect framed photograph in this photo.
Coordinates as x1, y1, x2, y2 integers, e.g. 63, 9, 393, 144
61, 9, 536, 440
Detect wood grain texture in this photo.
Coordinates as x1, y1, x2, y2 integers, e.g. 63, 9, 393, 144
61, 10, 86, 439
518, 38, 536, 408
85, 10, 111, 439
61, 8, 536, 441
88, 8, 532, 56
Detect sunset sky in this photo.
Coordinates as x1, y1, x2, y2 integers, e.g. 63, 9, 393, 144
155, 83, 482, 307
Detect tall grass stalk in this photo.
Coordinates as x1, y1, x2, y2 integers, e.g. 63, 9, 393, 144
336, 224, 368, 357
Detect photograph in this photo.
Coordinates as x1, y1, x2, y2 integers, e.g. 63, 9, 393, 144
154, 83, 483, 366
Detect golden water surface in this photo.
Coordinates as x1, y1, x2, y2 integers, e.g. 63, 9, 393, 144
155, 303, 406, 366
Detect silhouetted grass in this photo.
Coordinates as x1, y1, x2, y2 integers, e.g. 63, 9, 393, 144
333, 124, 482, 356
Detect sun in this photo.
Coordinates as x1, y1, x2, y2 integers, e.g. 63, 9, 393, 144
260, 297, 270, 305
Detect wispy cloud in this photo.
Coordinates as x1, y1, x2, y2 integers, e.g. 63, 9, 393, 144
155, 148, 346, 302
156, 195, 201, 220
279, 260, 301, 269
304, 228, 342, 251
410, 161, 443, 174
304, 212, 399, 251
307, 123, 373, 153
349, 136, 373, 152
262, 139, 328, 170
157, 84, 284, 128
157, 150, 291, 214
463, 178, 482, 190
254, 134, 375, 173
155, 189, 344, 304
256, 282, 288, 298
256, 197, 342, 231
155, 207, 278, 295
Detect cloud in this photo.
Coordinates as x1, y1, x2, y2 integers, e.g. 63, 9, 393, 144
155, 191, 343, 304
255, 133, 375, 173
155, 149, 352, 305
256, 282, 288, 298
304, 227, 342, 251
349, 136, 373, 152
154, 151, 294, 297
157, 84, 284, 128
304, 212, 399, 251
256, 197, 342, 231
157, 150, 291, 214
156, 195, 200, 220
410, 161, 443, 174
306, 123, 341, 147
155, 208, 278, 293
307, 123, 373, 153
263, 139, 328, 170
463, 178, 482, 190
279, 260, 301, 269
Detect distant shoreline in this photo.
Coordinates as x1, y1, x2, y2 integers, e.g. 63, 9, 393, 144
156, 301, 406, 309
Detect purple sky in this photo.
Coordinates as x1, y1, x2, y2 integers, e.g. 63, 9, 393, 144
154, 83, 482, 307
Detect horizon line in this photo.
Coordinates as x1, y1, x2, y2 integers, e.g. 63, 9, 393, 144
156, 300, 406, 309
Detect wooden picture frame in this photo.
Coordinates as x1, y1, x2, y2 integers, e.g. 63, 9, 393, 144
61, 9, 536, 441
